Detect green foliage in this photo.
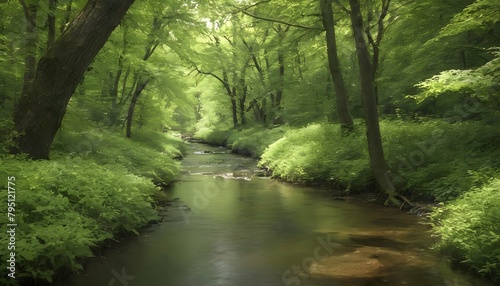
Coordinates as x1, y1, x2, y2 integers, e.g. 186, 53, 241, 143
383, 120, 500, 200
227, 127, 288, 157
431, 177, 500, 281
382, 121, 460, 199
191, 78, 234, 134
438, 0, 500, 38
260, 123, 371, 189
0, 0, 498, 283
131, 129, 188, 156
0, 156, 160, 284
52, 128, 181, 187
413, 48, 500, 104
0, 98, 184, 284
378, 0, 497, 117
256, 120, 500, 200
414, 69, 491, 101
0, 118, 17, 153
194, 127, 234, 146
403, 0, 500, 119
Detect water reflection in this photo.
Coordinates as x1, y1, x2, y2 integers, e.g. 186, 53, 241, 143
56, 143, 493, 286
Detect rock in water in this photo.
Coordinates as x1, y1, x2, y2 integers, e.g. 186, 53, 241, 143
309, 246, 432, 279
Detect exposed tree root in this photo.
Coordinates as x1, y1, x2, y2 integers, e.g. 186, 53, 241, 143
397, 195, 416, 210
384, 194, 402, 207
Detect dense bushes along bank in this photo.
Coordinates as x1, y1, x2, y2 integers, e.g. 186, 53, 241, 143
195, 120, 500, 281
0, 120, 186, 285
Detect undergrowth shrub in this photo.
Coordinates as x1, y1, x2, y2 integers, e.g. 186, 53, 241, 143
227, 127, 287, 157
258, 120, 500, 198
0, 118, 17, 153
130, 129, 187, 156
0, 156, 159, 285
194, 127, 233, 145
382, 120, 500, 200
431, 177, 500, 281
259, 123, 371, 189
52, 129, 181, 186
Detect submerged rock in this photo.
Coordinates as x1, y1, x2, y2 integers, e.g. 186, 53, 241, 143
309, 246, 433, 279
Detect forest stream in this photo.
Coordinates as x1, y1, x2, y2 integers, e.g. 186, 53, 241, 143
56, 143, 492, 286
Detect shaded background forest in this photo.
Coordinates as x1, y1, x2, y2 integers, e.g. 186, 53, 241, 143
0, 0, 499, 284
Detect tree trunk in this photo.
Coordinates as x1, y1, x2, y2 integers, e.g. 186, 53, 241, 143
109, 65, 123, 125
364, 0, 391, 105
193, 65, 238, 127
120, 17, 160, 136
239, 98, 247, 126
242, 36, 272, 125
222, 69, 238, 128
12, 0, 136, 159
348, 0, 399, 206
109, 30, 128, 126
20, 2, 38, 102
126, 78, 150, 138
275, 51, 284, 110
320, 0, 354, 133
261, 97, 268, 126
47, 0, 57, 48
230, 86, 239, 128
239, 73, 248, 126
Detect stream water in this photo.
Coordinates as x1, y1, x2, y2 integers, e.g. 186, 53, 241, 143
57, 143, 492, 286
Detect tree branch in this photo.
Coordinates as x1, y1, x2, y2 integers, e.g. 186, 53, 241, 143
231, 0, 272, 14
222, 35, 233, 46
241, 38, 264, 80
334, 0, 350, 14
241, 10, 324, 31
376, 0, 391, 46
190, 62, 232, 96
18, 0, 37, 27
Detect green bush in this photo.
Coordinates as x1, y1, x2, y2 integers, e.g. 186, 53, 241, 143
227, 127, 287, 157
129, 129, 187, 157
0, 104, 184, 284
52, 129, 181, 186
0, 156, 160, 284
431, 177, 500, 281
257, 120, 500, 199
0, 118, 17, 153
382, 120, 500, 200
259, 123, 371, 189
194, 127, 233, 146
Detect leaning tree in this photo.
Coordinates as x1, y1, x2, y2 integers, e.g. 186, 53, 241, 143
12, 0, 135, 159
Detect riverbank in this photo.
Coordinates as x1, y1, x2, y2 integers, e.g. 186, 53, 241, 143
193, 120, 500, 282
0, 128, 187, 286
